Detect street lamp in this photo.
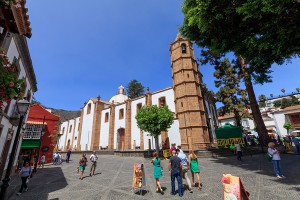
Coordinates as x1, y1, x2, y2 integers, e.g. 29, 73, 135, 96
0, 99, 30, 199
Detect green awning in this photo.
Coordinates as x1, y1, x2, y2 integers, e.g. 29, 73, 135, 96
21, 139, 40, 149
216, 123, 243, 139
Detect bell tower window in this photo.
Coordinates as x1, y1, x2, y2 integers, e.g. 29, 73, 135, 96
158, 97, 166, 107
181, 43, 187, 54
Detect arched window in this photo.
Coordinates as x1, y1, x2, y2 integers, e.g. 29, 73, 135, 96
136, 103, 142, 113
181, 43, 187, 54
158, 97, 166, 107
87, 103, 91, 114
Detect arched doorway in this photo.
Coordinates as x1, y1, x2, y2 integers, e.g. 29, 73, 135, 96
117, 128, 125, 150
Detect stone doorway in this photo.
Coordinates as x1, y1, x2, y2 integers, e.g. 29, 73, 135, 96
117, 128, 125, 150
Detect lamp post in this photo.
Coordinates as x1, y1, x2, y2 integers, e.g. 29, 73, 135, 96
0, 99, 30, 199
33, 116, 46, 173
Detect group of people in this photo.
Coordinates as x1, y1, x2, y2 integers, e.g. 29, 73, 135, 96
78, 151, 98, 180
152, 145, 201, 197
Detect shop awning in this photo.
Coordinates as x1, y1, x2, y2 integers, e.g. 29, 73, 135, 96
21, 139, 40, 149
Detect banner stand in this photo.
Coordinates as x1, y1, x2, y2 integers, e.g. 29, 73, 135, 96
132, 163, 149, 195
221, 174, 250, 200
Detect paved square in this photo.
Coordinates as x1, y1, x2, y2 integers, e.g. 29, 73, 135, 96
5, 153, 300, 200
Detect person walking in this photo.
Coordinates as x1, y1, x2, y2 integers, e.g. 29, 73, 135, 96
53, 152, 59, 165
178, 150, 193, 193
292, 136, 300, 154
234, 143, 243, 161
188, 150, 202, 190
89, 151, 98, 176
151, 152, 164, 194
168, 150, 183, 197
66, 149, 72, 163
78, 153, 88, 180
268, 142, 285, 179
39, 154, 46, 168
16, 161, 32, 196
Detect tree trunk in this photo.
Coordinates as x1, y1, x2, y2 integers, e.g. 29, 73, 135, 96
233, 109, 242, 127
239, 57, 270, 147
154, 135, 160, 155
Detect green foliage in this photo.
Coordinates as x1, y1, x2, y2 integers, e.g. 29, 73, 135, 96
213, 58, 249, 127
135, 105, 174, 153
273, 96, 300, 109
283, 123, 293, 135
283, 123, 293, 130
0, 50, 23, 111
258, 94, 267, 107
125, 79, 145, 99
181, 0, 299, 84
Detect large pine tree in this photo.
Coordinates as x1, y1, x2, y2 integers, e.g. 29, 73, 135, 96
125, 80, 145, 99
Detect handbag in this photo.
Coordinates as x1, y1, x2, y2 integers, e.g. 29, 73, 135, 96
265, 153, 272, 161
26, 178, 29, 184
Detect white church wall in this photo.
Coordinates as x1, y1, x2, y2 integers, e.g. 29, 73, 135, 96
65, 119, 75, 149
100, 109, 110, 148
80, 100, 95, 150
114, 103, 126, 149
131, 97, 146, 148
167, 119, 181, 146
72, 117, 80, 150
152, 88, 176, 112
273, 112, 287, 136
58, 121, 69, 150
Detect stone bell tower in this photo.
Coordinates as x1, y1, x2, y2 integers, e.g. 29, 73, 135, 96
170, 33, 210, 150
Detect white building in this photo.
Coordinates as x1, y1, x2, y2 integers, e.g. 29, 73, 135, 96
0, 35, 37, 178
58, 34, 218, 151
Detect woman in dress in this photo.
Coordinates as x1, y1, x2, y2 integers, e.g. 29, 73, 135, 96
268, 142, 285, 179
188, 150, 202, 190
151, 152, 164, 194
78, 153, 88, 180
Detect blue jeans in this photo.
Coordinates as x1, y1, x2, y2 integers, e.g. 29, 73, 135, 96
171, 170, 183, 196
272, 160, 282, 177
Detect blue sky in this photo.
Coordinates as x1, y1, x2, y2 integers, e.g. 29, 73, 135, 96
26, 0, 299, 110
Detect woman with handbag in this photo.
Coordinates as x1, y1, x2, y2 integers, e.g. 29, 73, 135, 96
268, 142, 285, 179
16, 161, 32, 196
151, 152, 164, 194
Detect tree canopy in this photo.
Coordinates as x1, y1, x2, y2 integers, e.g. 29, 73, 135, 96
125, 79, 145, 99
181, 0, 299, 83
135, 105, 174, 153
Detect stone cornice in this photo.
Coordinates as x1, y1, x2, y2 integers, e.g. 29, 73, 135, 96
13, 34, 37, 92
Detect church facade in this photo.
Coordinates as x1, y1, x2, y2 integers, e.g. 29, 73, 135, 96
58, 34, 218, 151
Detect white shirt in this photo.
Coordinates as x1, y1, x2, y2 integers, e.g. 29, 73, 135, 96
90, 154, 98, 162
234, 144, 241, 152
41, 155, 46, 162
268, 147, 281, 160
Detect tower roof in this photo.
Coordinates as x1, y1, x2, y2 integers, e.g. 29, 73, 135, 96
175, 32, 185, 41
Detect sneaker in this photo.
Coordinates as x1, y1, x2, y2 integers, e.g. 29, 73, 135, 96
276, 176, 283, 179
280, 175, 286, 178
25, 188, 28, 192
16, 192, 22, 196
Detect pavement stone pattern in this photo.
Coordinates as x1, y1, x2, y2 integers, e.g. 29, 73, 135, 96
4, 153, 300, 200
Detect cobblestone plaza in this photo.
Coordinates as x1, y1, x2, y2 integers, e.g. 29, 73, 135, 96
5, 153, 300, 200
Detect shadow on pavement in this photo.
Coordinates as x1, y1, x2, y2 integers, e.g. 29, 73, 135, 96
5, 167, 68, 200
210, 153, 300, 187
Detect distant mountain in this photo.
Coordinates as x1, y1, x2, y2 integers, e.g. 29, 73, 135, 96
46, 107, 81, 122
